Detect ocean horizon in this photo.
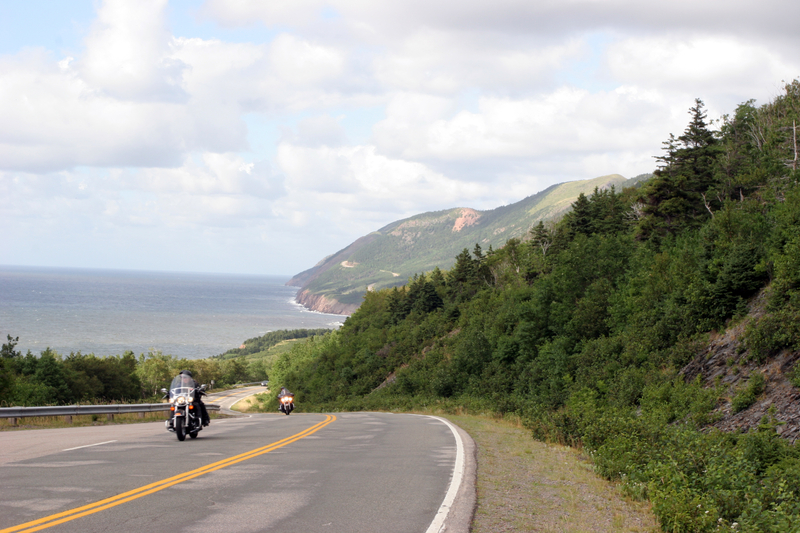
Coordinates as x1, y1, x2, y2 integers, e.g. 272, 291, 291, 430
0, 265, 345, 360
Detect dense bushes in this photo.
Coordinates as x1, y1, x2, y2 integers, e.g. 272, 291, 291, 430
0, 337, 143, 405
0, 329, 337, 405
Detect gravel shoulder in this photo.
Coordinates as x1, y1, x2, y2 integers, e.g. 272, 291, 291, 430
444, 414, 660, 533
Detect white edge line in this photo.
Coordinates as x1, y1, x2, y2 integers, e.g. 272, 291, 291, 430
63, 440, 117, 451
229, 391, 261, 411
424, 415, 465, 533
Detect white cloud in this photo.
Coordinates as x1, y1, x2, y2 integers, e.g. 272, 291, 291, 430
200, 0, 328, 29
373, 29, 583, 95
0, 46, 246, 172
269, 34, 345, 86
276, 142, 499, 230
80, 0, 187, 102
606, 35, 798, 107
373, 85, 679, 169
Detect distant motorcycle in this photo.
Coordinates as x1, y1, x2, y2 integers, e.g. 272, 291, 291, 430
162, 374, 207, 441
278, 389, 294, 415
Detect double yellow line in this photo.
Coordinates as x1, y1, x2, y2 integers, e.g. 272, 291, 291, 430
2, 414, 336, 533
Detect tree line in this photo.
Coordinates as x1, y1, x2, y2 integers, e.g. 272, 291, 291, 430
0, 336, 265, 406
0, 326, 342, 406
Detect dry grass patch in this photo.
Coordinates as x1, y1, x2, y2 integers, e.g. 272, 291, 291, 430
230, 393, 265, 412
446, 414, 659, 533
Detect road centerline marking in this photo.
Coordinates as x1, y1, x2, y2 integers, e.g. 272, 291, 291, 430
2, 414, 336, 533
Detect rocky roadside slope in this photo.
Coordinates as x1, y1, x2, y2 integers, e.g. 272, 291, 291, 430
681, 291, 800, 442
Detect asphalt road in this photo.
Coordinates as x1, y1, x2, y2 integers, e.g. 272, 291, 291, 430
0, 405, 474, 533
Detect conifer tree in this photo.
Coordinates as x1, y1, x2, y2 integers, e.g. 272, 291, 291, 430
447, 248, 480, 302
567, 192, 592, 237
530, 221, 551, 257
637, 98, 721, 239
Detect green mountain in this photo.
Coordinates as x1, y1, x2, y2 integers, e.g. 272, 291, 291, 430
289, 173, 646, 313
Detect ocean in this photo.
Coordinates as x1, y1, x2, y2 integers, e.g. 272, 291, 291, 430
0, 265, 345, 360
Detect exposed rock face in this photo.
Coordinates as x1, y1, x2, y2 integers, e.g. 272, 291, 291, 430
295, 289, 357, 316
452, 208, 481, 232
681, 291, 800, 442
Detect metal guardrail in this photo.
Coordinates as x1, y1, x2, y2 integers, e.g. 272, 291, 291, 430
0, 403, 220, 424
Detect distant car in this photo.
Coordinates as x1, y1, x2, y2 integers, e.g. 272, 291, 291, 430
261, 381, 269, 387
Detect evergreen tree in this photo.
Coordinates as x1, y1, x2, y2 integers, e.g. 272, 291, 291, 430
588, 186, 628, 235
637, 99, 721, 239
567, 192, 592, 237
414, 281, 444, 314
472, 243, 492, 284
530, 221, 550, 256
447, 248, 480, 302
429, 267, 446, 288
1, 335, 21, 359
0, 335, 20, 404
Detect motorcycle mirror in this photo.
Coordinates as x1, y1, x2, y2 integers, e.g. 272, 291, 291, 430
200, 384, 207, 391
160, 388, 168, 394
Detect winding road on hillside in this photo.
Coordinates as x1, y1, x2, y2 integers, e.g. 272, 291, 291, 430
0, 391, 475, 533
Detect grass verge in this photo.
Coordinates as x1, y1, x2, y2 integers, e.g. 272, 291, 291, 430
445, 414, 659, 533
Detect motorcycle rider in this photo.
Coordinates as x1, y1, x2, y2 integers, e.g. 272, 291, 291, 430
179, 369, 210, 426
277, 387, 294, 413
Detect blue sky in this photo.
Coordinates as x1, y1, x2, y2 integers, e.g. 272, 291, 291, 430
1, 0, 799, 276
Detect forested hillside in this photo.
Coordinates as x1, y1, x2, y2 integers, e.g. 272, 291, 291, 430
266, 82, 800, 532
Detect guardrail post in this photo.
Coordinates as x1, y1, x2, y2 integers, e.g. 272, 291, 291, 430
9, 417, 16, 426
138, 412, 145, 419
64, 415, 72, 424
107, 413, 114, 422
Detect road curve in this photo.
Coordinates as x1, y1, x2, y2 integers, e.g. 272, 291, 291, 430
0, 411, 475, 533
205, 385, 266, 414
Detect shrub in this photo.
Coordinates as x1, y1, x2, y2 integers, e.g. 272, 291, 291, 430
790, 363, 800, 388
744, 306, 800, 362
731, 372, 766, 413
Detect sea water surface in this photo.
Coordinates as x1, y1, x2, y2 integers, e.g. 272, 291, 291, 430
0, 265, 344, 359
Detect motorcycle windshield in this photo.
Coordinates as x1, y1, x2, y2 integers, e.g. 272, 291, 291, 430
169, 375, 194, 398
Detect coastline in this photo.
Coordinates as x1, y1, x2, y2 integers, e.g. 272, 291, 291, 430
1, 266, 343, 360
294, 289, 359, 316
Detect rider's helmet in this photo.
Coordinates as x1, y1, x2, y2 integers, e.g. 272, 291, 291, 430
179, 370, 193, 377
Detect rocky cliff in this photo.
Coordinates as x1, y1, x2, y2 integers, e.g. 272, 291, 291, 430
295, 289, 359, 315
681, 290, 800, 442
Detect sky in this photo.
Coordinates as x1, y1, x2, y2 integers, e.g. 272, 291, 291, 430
1, 0, 799, 277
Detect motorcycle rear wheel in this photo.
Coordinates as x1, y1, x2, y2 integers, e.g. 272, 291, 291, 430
176, 417, 186, 441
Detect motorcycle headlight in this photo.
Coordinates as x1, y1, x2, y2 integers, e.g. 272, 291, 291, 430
176, 396, 187, 406
188, 396, 194, 403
